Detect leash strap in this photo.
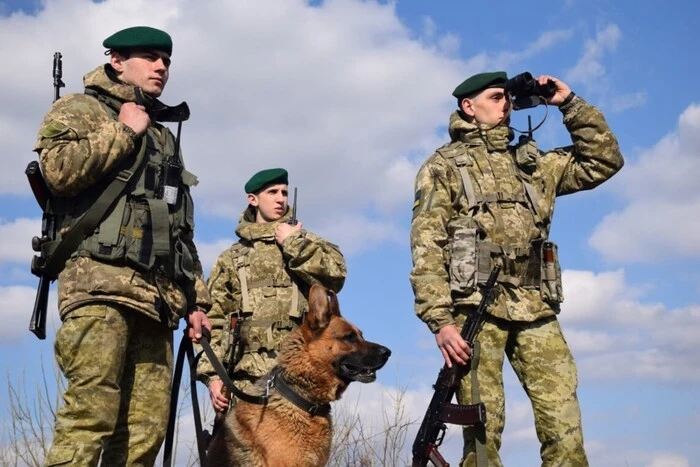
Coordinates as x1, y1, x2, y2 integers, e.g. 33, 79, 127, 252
198, 328, 269, 405
163, 332, 209, 467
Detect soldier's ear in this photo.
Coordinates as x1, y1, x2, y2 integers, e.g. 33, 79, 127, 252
460, 97, 475, 117
110, 52, 127, 74
247, 193, 258, 207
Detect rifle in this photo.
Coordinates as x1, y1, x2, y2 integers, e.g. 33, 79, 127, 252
287, 187, 298, 226
26, 52, 64, 340
411, 264, 501, 467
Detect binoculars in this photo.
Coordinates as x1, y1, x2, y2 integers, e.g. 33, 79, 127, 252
504, 72, 556, 110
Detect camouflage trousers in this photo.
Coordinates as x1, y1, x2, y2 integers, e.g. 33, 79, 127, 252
45, 302, 173, 466
458, 314, 588, 467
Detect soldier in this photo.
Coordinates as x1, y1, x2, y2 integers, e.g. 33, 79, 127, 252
410, 71, 624, 466
197, 168, 347, 413
33, 26, 212, 465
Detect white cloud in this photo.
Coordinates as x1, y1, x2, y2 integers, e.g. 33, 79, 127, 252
590, 103, 700, 262
565, 23, 621, 88
195, 238, 235, 277
0, 218, 40, 265
558, 269, 700, 382
0, 285, 58, 342
610, 91, 648, 112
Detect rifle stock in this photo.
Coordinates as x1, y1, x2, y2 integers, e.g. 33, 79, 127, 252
411, 264, 501, 467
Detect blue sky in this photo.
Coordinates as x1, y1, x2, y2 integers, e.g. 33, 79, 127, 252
1, 0, 699, 465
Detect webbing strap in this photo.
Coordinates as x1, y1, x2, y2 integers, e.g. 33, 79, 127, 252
146, 198, 170, 257
238, 266, 250, 312
42, 137, 147, 280
289, 282, 301, 318
247, 277, 293, 289
523, 181, 546, 229
454, 155, 477, 209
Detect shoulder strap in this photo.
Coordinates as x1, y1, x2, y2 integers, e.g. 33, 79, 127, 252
42, 137, 147, 280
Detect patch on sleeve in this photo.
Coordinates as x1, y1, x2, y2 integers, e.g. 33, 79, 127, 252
39, 120, 71, 139
413, 190, 421, 210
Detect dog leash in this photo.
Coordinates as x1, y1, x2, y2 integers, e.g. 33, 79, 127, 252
163, 331, 209, 467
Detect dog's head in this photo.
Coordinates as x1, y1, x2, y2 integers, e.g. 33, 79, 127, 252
279, 284, 391, 400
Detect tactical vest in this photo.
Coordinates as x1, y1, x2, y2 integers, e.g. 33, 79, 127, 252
437, 141, 563, 304
225, 242, 306, 359
46, 90, 199, 283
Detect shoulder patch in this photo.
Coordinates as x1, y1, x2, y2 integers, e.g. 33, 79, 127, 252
39, 120, 71, 139
413, 189, 421, 210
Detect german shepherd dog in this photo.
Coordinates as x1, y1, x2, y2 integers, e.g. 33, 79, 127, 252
206, 284, 391, 466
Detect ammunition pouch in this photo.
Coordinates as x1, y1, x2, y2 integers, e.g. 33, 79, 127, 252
447, 216, 481, 297
449, 228, 563, 304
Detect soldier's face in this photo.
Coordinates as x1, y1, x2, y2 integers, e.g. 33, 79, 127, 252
110, 49, 170, 97
248, 184, 289, 223
461, 88, 510, 126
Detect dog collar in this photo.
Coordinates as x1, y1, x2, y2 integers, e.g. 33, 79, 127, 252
270, 367, 331, 417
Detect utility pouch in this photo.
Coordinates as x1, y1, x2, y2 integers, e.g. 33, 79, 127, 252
173, 239, 195, 281
540, 241, 563, 304
123, 201, 155, 270
447, 216, 480, 297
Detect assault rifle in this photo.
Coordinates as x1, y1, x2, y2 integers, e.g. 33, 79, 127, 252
26, 52, 64, 340
287, 187, 298, 226
412, 264, 501, 467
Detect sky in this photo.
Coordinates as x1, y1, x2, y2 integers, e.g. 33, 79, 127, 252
1, 0, 699, 465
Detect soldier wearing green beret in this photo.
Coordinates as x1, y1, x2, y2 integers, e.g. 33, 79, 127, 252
196, 168, 347, 414
33, 26, 212, 465
410, 72, 624, 466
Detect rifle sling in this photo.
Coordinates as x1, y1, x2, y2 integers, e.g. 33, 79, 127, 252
42, 137, 147, 280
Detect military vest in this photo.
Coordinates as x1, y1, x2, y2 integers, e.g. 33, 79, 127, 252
226, 242, 306, 358
48, 90, 199, 284
437, 140, 563, 304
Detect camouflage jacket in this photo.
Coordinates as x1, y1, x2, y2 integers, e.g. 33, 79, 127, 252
197, 207, 347, 385
33, 64, 211, 327
410, 97, 624, 332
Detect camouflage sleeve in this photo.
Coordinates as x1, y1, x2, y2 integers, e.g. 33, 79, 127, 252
33, 94, 139, 197
409, 156, 455, 333
281, 231, 347, 293
181, 227, 212, 312
540, 97, 625, 196
196, 247, 239, 385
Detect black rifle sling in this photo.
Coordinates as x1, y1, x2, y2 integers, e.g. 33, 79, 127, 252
42, 137, 147, 280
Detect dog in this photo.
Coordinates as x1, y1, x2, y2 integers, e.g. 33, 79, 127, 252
206, 283, 391, 466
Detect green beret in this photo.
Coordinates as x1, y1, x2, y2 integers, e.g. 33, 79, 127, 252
452, 71, 508, 99
245, 168, 289, 194
103, 26, 173, 56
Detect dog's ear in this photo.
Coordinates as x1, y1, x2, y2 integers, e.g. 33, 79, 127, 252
305, 283, 334, 332
328, 290, 341, 318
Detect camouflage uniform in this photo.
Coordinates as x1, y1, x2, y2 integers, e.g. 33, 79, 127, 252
197, 207, 346, 392
34, 64, 211, 466
410, 97, 624, 466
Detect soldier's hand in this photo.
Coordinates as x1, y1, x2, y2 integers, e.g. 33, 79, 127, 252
536, 75, 572, 107
118, 102, 150, 136
208, 379, 229, 413
435, 324, 472, 368
275, 221, 302, 245
186, 308, 211, 344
